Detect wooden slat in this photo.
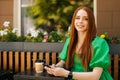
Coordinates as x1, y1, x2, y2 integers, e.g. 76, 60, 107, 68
114, 54, 118, 80
3, 51, 7, 71
58, 52, 60, 62
21, 52, 25, 72
52, 52, 56, 64
26, 52, 31, 70
9, 51, 13, 70
108, 55, 112, 74
14, 52, 19, 72
39, 52, 43, 60
32, 52, 37, 69
45, 52, 50, 65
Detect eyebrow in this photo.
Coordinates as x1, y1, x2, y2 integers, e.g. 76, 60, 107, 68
75, 15, 88, 17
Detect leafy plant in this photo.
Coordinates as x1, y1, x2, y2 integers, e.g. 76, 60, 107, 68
3, 32, 18, 42
0, 21, 18, 42
47, 31, 61, 42
27, 0, 93, 31
100, 32, 120, 44
25, 32, 44, 42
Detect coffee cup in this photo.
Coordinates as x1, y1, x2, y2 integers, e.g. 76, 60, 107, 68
35, 59, 44, 73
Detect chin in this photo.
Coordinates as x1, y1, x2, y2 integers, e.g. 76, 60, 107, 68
77, 29, 87, 32
77, 29, 85, 32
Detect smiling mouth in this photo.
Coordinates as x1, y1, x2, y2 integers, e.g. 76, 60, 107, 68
77, 25, 84, 28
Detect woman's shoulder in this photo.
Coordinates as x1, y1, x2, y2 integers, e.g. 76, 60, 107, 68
63, 37, 70, 46
92, 36, 107, 44
66, 37, 70, 41
65, 37, 70, 43
92, 36, 109, 48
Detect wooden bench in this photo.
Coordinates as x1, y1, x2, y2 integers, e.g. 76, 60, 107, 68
0, 51, 119, 80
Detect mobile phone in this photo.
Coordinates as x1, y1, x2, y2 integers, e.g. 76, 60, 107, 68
44, 64, 51, 68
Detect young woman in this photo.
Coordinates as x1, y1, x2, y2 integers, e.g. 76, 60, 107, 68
45, 6, 113, 80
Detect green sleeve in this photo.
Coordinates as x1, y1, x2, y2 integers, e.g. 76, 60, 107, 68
90, 37, 110, 69
59, 38, 70, 61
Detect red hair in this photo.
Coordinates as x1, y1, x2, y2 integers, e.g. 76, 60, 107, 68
66, 6, 97, 71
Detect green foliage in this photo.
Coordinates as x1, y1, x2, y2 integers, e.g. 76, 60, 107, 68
3, 32, 18, 42
25, 32, 44, 42
47, 31, 61, 42
0, 1, 93, 42
27, 0, 93, 31
100, 33, 120, 44
17, 36, 26, 42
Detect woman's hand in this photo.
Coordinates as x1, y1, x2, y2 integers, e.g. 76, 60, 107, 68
51, 67, 69, 77
44, 66, 69, 77
44, 66, 53, 75
44, 64, 55, 74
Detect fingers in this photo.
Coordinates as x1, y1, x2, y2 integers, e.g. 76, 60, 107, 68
44, 64, 58, 75
51, 64, 56, 68
44, 66, 53, 75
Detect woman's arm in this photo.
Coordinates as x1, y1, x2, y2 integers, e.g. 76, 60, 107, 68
44, 60, 65, 74
49, 67, 103, 80
72, 67, 103, 80
45, 60, 103, 80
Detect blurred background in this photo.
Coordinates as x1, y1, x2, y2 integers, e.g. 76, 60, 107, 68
0, 0, 120, 42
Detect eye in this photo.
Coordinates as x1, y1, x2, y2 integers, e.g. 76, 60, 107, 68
75, 16, 80, 19
83, 17, 88, 21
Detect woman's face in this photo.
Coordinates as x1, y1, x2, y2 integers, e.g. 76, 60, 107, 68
74, 9, 89, 32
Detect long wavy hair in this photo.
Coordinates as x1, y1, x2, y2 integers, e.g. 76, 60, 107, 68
66, 6, 97, 71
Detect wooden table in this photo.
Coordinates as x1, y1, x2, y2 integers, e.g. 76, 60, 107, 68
14, 70, 65, 80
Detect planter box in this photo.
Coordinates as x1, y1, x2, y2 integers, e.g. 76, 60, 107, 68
109, 44, 120, 55
0, 42, 120, 54
0, 42, 23, 51
0, 42, 64, 52
23, 42, 64, 52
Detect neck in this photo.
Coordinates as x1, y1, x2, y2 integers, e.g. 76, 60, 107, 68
77, 32, 86, 43
75, 32, 87, 54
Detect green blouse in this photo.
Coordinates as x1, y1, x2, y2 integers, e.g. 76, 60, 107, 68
59, 36, 113, 80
